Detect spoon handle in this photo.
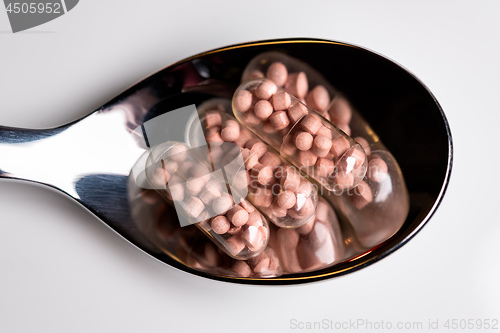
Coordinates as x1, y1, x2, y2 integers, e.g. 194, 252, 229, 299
0, 124, 70, 181
0, 110, 147, 199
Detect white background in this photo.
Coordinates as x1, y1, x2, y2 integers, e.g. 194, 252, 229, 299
1, 1, 499, 332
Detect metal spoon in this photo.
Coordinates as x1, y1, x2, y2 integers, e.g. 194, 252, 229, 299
0, 38, 452, 284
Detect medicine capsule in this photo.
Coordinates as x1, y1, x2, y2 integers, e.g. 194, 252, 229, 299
232, 78, 367, 193
270, 197, 345, 274
144, 141, 270, 260
188, 101, 319, 229
242, 52, 409, 249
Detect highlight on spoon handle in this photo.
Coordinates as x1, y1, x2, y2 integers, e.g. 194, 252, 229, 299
0, 125, 69, 180
0, 110, 147, 199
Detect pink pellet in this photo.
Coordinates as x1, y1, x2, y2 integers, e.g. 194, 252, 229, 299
151, 167, 169, 189
295, 197, 316, 217
253, 256, 271, 274
168, 144, 188, 162
184, 196, 205, 219
328, 97, 352, 125
141, 189, 160, 205
269, 110, 290, 130
260, 151, 281, 167
239, 199, 256, 213
247, 211, 263, 227
297, 180, 315, 197
206, 126, 224, 142
253, 164, 274, 185
177, 161, 194, 179
212, 195, 233, 215
315, 157, 335, 177
255, 79, 278, 100
242, 225, 264, 251
206, 179, 223, 196
315, 201, 330, 222
234, 128, 252, 147
189, 164, 209, 178
272, 91, 291, 111
307, 220, 330, 247
298, 150, 318, 167
254, 100, 273, 120
331, 136, 350, 158
341, 147, 365, 170
243, 111, 261, 126
281, 141, 298, 156
368, 158, 388, 182
226, 236, 246, 256
316, 125, 333, 139
231, 170, 250, 191
262, 120, 279, 134
243, 69, 264, 81
280, 125, 292, 138
305, 85, 330, 112
287, 103, 308, 124
313, 136, 333, 158
334, 171, 354, 190
277, 191, 297, 209
245, 138, 268, 158
204, 243, 218, 267
231, 260, 252, 277
211, 215, 231, 234
243, 69, 264, 80
294, 131, 314, 151
205, 111, 222, 128
266, 62, 288, 87
227, 205, 249, 227
234, 89, 253, 112
300, 114, 322, 135
354, 136, 371, 156
242, 148, 259, 170
185, 177, 206, 196
271, 202, 288, 218
319, 110, 331, 122
285, 72, 308, 99
277, 228, 301, 272
338, 122, 351, 136
297, 216, 316, 235
227, 225, 242, 235
167, 179, 185, 201
220, 120, 240, 142
350, 180, 373, 209
280, 166, 301, 192
162, 160, 178, 175
296, 239, 322, 271
199, 188, 217, 205
251, 188, 273, 208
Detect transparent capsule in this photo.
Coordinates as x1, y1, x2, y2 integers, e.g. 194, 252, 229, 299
187, 99, 318, 229
185, 240, 283, 278
241, 51, 348, 132
327, 129, 410, 249
143, 140, 270, 260
232, 78, 367, 193
128, 165, 282, 278
269, 197, 345, 274
241, 51, 409, 249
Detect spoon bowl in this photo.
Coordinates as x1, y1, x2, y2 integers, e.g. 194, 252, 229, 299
0, 38, 452, 284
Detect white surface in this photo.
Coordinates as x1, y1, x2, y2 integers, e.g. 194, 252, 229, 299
1, 1, 499, 332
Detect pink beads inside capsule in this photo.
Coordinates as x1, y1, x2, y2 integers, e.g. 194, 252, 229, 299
192, 106, 318, 229
232, 78, 367, 193
144, 141, 270, 260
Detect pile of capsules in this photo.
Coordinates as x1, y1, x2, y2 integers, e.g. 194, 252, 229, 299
132, 52, 409, 279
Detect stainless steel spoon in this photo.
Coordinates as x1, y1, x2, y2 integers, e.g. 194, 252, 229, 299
0, 38, 452, 284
